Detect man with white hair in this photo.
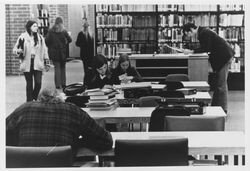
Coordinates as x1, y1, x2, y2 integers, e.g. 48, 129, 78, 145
6, 87, 113, 152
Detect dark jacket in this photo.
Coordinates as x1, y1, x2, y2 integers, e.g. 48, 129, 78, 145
75, 31, 94, 67
84, 69, 113, 89
45, 29, 72, 62
111, 66, 143, 84
194, 27, 235, 71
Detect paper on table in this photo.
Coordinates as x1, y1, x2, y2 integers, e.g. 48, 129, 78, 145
165, 44, 184, 52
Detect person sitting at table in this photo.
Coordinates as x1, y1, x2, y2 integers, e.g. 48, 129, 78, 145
84, 54, 113, 89
111, 53, 142, 85
6, 87, 113, 154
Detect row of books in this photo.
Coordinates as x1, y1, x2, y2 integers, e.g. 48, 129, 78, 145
231, 43, 242, 58
96, 13, 243, 28
37, 18, 49, 27
218, 27, 244, 41
158, 28, 183, 42
37, 9, 49, 18
230, 57, 241, 73
98, 43, 156, 56
96, 4, 244, 12
85, 88, 118, 110
219, 5, 244, 11
96, 14, 132, 27
219, 14, 244, 26
96, 14, 157, 28
96, 4, 156, 12
97, 28, 156, 42
158, 5, 217, 12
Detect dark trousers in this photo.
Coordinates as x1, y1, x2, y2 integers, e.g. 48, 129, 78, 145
23, 58, 42, 101
53, 61, 66, 89
211, 58, 232, 113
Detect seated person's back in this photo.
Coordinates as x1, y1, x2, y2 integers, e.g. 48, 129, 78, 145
6, 87, 113, 151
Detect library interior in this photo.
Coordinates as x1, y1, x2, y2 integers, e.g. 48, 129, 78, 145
5, 4, 245, 168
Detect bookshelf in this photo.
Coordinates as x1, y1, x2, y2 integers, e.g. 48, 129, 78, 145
37, 4, 50, 36
94, 4, 245, 87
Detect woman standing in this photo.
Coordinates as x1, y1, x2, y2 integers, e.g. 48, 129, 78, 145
45, 17, 72, 89
13, 20, 50, 102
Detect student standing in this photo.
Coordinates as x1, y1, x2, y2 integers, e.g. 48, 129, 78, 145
75, 18, 94, 77
45, 17, 72, 89
182, 23, 234, 113
13, 20, 50, 102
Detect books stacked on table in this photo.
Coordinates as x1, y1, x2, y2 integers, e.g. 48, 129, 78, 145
85, 88, 118, 110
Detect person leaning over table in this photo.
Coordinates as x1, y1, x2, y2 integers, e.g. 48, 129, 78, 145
111, 53, 143, 84
182, 23, 235, 114
6, 87, 113, 154
13, 20, 50, 102
84, 54, 113, 90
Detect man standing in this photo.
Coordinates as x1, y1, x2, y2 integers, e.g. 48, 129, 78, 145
75, 18, 94, 78
6, 87, 113, 152
182, 23, 235, 113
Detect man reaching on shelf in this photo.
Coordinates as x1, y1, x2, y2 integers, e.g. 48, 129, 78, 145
182, 23, 235, 114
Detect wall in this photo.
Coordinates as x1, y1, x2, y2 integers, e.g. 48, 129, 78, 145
5, 4, 31, 75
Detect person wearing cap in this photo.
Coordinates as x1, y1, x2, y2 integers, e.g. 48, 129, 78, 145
45, 17, 72, 89
13, 20, 50, 102
84, 54, 113, 89
75, 18, 94, 78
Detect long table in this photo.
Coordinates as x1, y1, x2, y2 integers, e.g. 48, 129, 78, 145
82, 106, 226, 124
76, 131, 245, 166
116, 91, 212, 106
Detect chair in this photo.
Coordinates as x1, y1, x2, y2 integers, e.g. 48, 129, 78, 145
115, 138, 189, 166
149, 107, 190, 131
138, 96, 162, 107
165, 74, 189, 82
164, 116, 225, 131
6, 146, 73, 168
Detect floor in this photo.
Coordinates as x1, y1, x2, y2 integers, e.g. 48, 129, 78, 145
5, 59, 245, 131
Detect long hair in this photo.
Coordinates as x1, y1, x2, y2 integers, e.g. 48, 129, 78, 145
52, 17, 64, 33
25, 20, 39, 46
117, 53, 132, 72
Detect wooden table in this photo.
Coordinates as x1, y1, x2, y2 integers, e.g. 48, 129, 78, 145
76, 131, 245, 165
82, 106, 225, 124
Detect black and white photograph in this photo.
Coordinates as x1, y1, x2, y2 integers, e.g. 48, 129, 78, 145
2, 0, 248, 170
